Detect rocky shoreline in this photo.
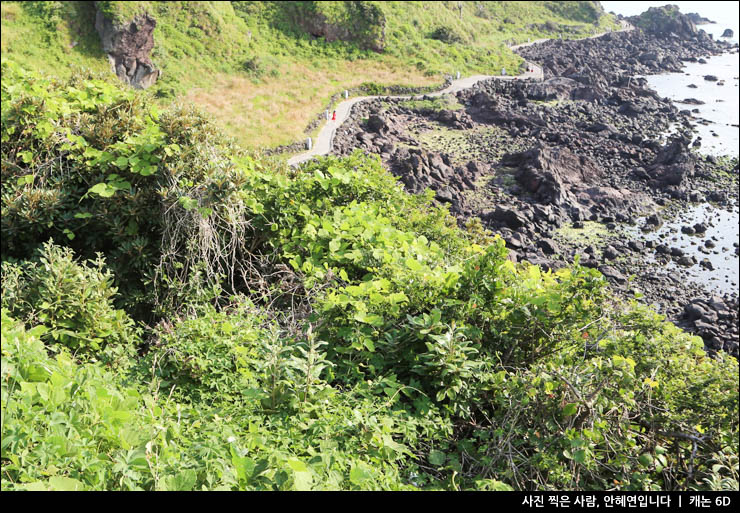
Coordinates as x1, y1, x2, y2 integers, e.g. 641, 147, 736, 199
329, 9, 739, 356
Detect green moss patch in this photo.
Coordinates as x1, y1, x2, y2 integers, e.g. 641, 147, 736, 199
554, 221, 610, 247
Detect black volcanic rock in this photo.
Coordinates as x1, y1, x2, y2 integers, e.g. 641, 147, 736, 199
686, 13, 713, 25
502, 145, 602, 207
94, 8, 160, 89
646, 136, 698, 186
629, 6, 698, 39
518, 10, 731, 87
525, 77, 580, 101
366, 115, 387, 133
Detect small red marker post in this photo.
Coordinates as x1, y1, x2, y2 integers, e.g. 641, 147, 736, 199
332, 111, 336, 121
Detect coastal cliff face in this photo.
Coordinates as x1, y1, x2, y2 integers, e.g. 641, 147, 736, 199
94, 5, 160, 89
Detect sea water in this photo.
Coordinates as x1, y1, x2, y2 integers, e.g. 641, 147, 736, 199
636, 25, 739, 295
629, 203, 740, 293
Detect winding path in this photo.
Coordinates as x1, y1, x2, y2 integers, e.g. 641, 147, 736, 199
287, 21, 633, 167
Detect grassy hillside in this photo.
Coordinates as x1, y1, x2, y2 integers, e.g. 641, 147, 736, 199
1, 60, 738, 492
0, 2, 109, 74
1, 1, 619, 150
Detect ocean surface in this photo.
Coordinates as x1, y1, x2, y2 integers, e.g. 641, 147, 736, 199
626, 203, 739, 294
614, 7, 739, 296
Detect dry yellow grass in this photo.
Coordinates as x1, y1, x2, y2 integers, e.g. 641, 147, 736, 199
183, 58, 440, 149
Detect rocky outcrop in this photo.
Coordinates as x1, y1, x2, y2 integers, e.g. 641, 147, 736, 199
644, 136, 697, 187
517, 19, 732, 86
389, 147, 486, 199
629, 5, 698, 39
94, 6, 160, 89
682, 296, 739, 356
686, 13, 714, 25
525, 77, 579, 101
721, 29, 734, 38
524, 77, 605, 103
434, 109, 474, 130
502, 145, 601, 206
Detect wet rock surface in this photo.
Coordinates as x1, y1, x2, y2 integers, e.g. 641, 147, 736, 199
330, 20, 739, 357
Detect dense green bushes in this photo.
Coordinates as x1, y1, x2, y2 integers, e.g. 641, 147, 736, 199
1, 308, 432, 490
1, 242, 138, 363
1, 60, 260, 316
543, 1, 603, 24
430, 26, 465, 44
1, 63, 738, 491
278, 1, 387, 52
398, 95, 464, 114
147, 301, 267, 402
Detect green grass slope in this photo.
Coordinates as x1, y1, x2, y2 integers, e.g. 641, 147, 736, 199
1, 1, 619, 149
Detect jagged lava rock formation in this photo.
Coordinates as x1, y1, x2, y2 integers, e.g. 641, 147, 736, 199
94, 5, 160, 89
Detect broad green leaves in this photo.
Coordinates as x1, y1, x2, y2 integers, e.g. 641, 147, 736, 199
160, 470, 198, 491
562, 403, 578, 417
178, 196, 198, 210
428, 449, 447, 466
113, 156, 129, 169
349, 463, 374, 487
23, 476, 87, 491
87, 182, 116, 198
286, 458, 313, 491
16, 174, 34, 185
19, 150, 34, 164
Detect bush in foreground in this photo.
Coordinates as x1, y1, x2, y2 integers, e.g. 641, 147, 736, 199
1, 63, 737, 491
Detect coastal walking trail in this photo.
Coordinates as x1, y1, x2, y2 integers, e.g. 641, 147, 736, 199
288, 21, 633, 167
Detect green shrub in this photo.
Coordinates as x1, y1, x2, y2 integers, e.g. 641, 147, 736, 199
1, 61, 264, 316
544, 1, 603, 24
146, 301, 264, 402
452, 306, 739, 491
1, 241, 138, 360
20, 1, 65, 27
95, 1, 153, 24
281, 1, 387, 51
399, 95, 462, 114
360, 81, 387, 95
429, 26, 464, 44
0, 309, 433, 490
1, 309, 225, 491
409, 314, 485, 414
242, 55, 265, 77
